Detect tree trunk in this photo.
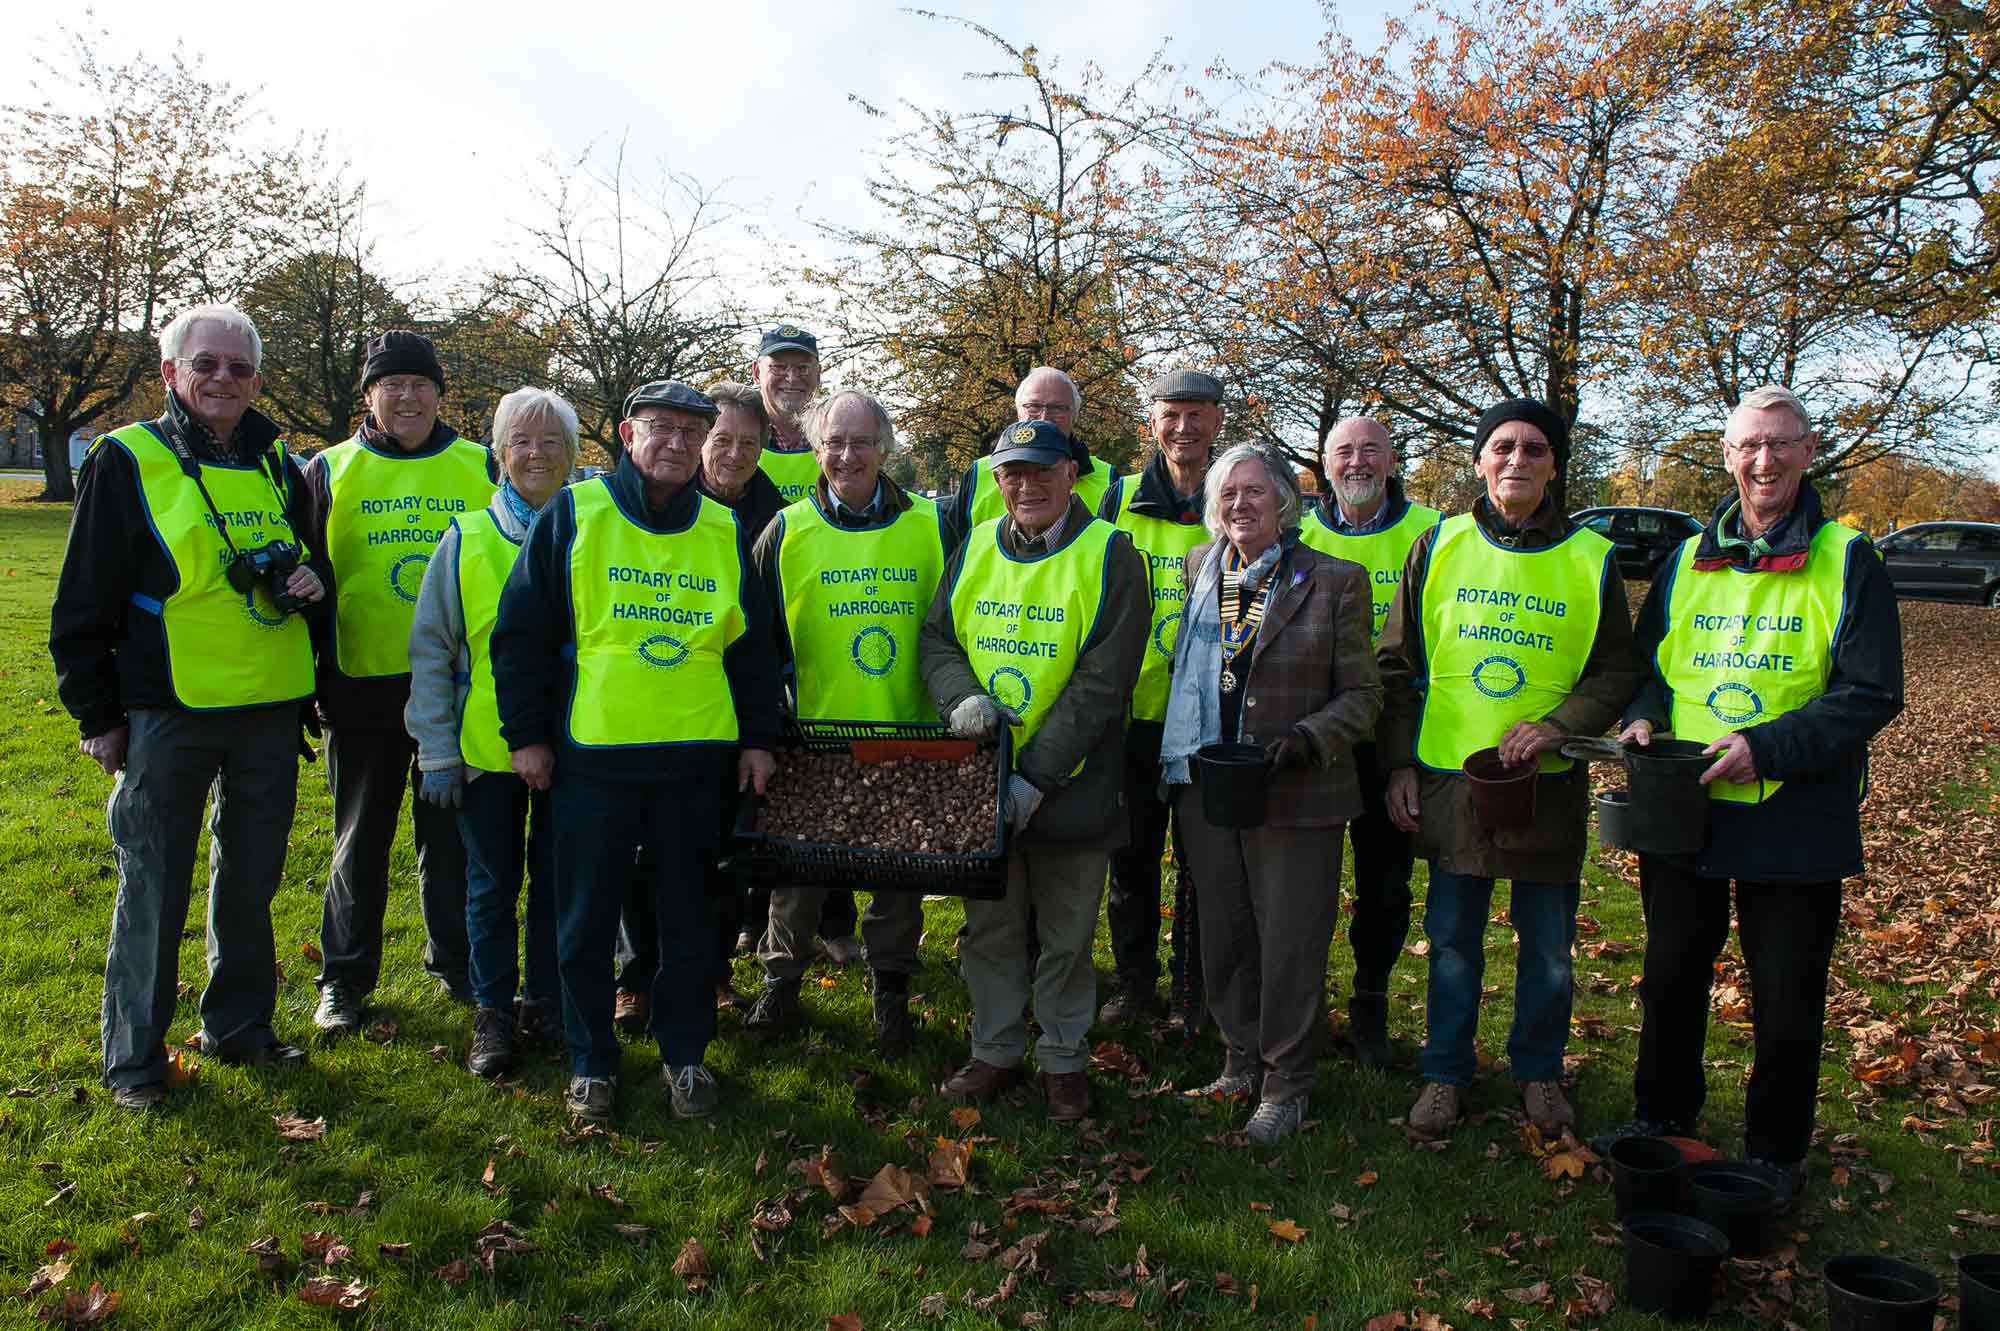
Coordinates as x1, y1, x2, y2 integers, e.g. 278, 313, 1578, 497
35, 418, 77, 502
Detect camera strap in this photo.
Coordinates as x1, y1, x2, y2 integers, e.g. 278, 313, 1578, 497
144, 419, 289, 560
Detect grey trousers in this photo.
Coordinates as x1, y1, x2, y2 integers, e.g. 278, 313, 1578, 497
101, 704, 298, 1087
1176, 789, 1342, 1105
317, 727, 468, 995
962, 847, 1107, 1074
759, 886, 923, 983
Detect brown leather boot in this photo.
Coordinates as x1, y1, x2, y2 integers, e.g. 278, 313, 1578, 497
942, 1057, 1022, 1103
1039, 1069, 1090, 1122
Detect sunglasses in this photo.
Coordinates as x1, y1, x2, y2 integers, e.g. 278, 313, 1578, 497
177, 356, 258, 379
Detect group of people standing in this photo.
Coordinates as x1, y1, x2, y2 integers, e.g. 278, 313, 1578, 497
52, 304, 1903, 1206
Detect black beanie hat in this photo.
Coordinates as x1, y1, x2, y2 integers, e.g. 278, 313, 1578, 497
1472, 397, 1568, 461
362, 330, 445, 394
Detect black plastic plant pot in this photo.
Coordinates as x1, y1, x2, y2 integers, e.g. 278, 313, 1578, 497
1957, 1254, 2000, 1331
1606, 1135, 1684, 1219
1822, 1255, 1940, 1331
1684, 1159, 1786, 1257
1622, 1211, 1729, 1320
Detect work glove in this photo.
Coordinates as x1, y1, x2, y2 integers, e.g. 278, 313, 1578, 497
1264, 730, 1315, 772
949, 694, 1001, 738
1004, 774, 1044, 834
418, 767, 465, 809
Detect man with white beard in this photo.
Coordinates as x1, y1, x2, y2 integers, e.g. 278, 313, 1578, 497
1297, 417, 1443, 1068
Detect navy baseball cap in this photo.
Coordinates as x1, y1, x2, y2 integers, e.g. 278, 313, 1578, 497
757, 324, 819, 358
988, 419, 1073, 468
622, 380, 717, 420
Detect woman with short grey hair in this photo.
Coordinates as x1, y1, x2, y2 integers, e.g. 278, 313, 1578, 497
406, 386, 581, 1077
1161, 443, 1382, 1144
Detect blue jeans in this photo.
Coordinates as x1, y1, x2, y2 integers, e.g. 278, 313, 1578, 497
460, 772, 558, 1012
551, 758, 727, 1078
1419, 869, 1579, 1087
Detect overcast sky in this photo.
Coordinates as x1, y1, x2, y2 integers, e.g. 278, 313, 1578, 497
4, 2, 1387, 313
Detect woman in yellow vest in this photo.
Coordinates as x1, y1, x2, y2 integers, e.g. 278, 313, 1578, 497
302, 331, 496, 1035
1593, 386, 1903, 1209
1376, 399, 1640, 1140
406, 388, 580, 1079
1159, 443, 1383, 1145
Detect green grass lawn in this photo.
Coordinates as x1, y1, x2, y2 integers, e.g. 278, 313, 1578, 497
1, 478, 1994, 1329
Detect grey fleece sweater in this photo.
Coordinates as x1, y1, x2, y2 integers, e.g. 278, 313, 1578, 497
405, 490, 536, 777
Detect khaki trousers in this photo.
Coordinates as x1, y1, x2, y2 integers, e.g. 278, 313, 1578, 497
961, 847, 1107, 1075
1176, 789, 1342, 1104
760, 886, 922, 983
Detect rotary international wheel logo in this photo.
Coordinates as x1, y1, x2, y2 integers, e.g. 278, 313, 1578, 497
637, 634, 688, 669
389, 554, 429, 605
1009, 424, 1038, 444
1706, 681, 1763, 725
1471, 654, 1527, 700
987, 665, 1032, 712
1152, 611, 1181, 659
851, 625, 897, 677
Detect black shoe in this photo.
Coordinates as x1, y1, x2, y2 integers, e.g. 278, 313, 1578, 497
112, 1083, 167, 1111
873, 991, 915, 1057
1749, 1156, 1809, 1216
717, 981, 753, 1013
437, 974, 476, 1006
744, 982, 802, 1040
1348, 991, 1393, 1069
313, 983, 363, 1036
1588, 1117, 1690, 1157
514, 997, 562, 1045
1098, 981, 1164, 1025
203, 1039, 308, 1069
468, 1006, 515, 1077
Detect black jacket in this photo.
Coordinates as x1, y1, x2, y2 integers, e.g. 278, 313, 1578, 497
491, 455, 783, 783
299, 417, 495, 732
50, 393, 326, 738
1624, 484, 1904, 882
696, 465, 787, 547
1096, 447, 1205, 526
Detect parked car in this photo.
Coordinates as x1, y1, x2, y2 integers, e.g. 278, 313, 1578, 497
1570, 506, 1706, 578
1876, 521, 2000, 607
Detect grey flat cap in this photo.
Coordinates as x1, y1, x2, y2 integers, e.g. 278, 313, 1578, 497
1148, 368, 1224, 402
622, 380, 718, 420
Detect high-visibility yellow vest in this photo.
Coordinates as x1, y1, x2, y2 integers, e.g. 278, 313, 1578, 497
320, 435, 494, 678
564, 479, 746, 747
101, 423, 315, 711
1297, 499, 1444, 642
1414, 513, 1612, 774
948, 516, 1117, 747
1657, 521, 1861, 803
964, 453, 1112, 529
1107, 477, 1209, 724
452, 507, 519, 771
758, 448, 821, 505
774, 494, 945, 722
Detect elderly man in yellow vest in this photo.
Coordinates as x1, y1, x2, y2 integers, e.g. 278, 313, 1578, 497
1096, 369, 1225, 1031
304, 331, 495, 1034
919, 418, 1149, 1122
743, 390, 950, 1055
946, 368, 1117, 542
1296, 416, 1444, 1067
1593, 385, 1903, 1212
51, 303, 327, 1107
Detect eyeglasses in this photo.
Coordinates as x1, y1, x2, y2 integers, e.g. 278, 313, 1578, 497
1723, 435, 1808, 458
178, 356, 257, 379
630, 418, 704, 441
1018, 401, 1075, 418
818, 436, 882, 457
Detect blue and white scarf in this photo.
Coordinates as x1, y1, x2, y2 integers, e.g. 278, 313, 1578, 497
1160, 534, 1293, 784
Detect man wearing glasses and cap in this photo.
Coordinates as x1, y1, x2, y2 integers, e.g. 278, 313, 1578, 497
491, 380, 783, 1127
920, 418, 1148, 1123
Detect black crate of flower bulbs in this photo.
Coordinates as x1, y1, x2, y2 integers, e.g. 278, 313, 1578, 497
732, 718, 1010, 900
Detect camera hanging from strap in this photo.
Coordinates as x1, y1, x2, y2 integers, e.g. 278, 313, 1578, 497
146, 419, 289, 560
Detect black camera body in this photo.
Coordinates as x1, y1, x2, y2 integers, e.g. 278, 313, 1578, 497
226, 540, 307, 615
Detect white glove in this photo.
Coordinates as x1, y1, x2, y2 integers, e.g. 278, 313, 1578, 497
949, 694, 1001, 738
1004, 774, 1044, 833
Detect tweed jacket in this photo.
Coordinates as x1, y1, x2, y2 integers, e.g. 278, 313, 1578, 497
1180, 538, 1384, 828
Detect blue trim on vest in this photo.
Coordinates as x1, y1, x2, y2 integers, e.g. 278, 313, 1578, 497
452, 670, 471, 685
130, 592, 164, 615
